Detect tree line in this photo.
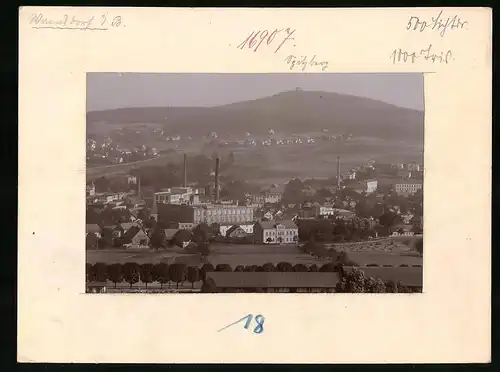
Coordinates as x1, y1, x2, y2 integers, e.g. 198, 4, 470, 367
86, 261, 421, 294
85, 261, 344, 289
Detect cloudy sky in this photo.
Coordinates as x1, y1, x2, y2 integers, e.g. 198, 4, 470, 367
87, 73, 424, 112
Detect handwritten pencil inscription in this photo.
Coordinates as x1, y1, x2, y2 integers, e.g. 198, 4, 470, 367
284, 55, 329, 72
406, 10, 468, 37
29, 13, 124, 31
390, 44, 453, 65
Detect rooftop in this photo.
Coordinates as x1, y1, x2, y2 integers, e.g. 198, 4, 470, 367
86, 224, 101, 233
258, 220, 297, 229
206, 272, 341, 289
395, 180, 423, 185
164, 228, 180, 239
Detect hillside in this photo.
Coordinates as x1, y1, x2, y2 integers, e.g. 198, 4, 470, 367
86, 90, 424, 141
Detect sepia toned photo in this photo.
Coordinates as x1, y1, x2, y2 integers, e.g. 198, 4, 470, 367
85, 72, 424, 294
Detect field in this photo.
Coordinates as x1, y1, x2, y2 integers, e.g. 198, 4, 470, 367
86, 136, 423, 185
86, 242, 422, 268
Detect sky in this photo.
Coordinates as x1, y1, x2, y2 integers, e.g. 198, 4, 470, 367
86, 73, 424, 112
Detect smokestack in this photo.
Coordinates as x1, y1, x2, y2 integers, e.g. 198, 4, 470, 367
183, 154, 187, 187
337, 156, 341, 190
214, 157, 220, 203
137, 174, 141, 199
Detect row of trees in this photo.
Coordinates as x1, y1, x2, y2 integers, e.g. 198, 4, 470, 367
87, 262, 202, 289
87, 262, 420, 293
86, 261, 345, 288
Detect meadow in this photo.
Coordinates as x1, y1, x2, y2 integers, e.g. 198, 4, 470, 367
86, 241, 422, 268
87, 135, 423, 185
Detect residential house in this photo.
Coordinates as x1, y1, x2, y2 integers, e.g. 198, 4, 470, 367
407, 162, 421, 172
219, 223, 254, 237
391, 164, 405, 170
254, 220, 298, 244
274, 209, 284, 219
167, 221, 194, 230
225, 225, 252, 242
86, 224, 101, 238
401, 212, 414, 225
317, 206, 355, 220
263, 185, 284, 204
299, 202, 318, 219
397, 169, 412, 179
101, 225, 124, 246
86, 224, 101, 250
89, 192, 128, 204
119, 222, 138, 234
203, 272, 341, 293
263, 211, 274, 220
249, 193, 266, 206
361, 179, 378, 194
122, 226, 150, 248
394, 181, 423, 196
86, 182, 96, 196
163, 228, 180, 246
391, 224, 415, 237
171, 229, 192, 248
341, 170, 357, 180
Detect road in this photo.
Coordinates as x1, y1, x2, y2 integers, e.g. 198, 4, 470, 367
86, 154, 172, 180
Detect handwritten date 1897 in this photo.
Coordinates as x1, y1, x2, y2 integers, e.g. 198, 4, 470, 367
237, 28, 296, 53
390, 44, 453, 65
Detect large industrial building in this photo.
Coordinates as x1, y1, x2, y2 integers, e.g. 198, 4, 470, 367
156, 155, 253, 227
157, 203, 254, 228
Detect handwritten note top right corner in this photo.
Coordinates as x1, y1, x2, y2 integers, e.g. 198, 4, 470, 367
391, 9, 479, 68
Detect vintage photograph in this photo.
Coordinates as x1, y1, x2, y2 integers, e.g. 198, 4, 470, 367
85, 73, 424, 294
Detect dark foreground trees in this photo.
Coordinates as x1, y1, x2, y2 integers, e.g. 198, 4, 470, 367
187, 266, 200, 288
153, 263, 170, 288
169, 263, 187, 288
140, 263, 154, 288
107, 263, 124, 288
86, 262, 419, 293
123, 262, 140, 288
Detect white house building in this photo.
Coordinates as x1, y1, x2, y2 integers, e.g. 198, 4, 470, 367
219, 223, 255, 237
253, 220, 298, 244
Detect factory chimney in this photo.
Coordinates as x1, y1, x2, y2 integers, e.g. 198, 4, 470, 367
214, 157, 220, 203
183, 154, 188, 187
137, 173, 142, 199
336, 156, 341, 190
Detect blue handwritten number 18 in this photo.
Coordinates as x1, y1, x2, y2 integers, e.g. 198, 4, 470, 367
218, 314, 265, 334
